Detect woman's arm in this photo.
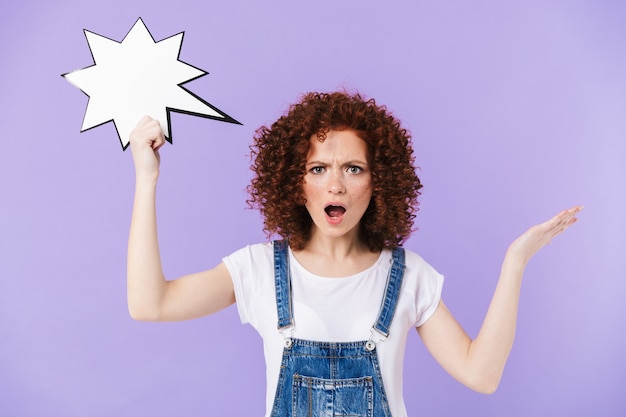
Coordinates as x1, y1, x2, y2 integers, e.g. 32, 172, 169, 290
417, 206, 582, 394
127, 116, 235, 322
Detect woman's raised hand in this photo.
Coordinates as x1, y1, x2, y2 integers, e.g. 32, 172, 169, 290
129, 116, 166, 181
507, 206, 583, 265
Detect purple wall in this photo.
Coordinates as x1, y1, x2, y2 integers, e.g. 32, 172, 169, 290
1, 1, 624, 416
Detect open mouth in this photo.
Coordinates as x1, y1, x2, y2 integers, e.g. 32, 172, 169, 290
324, 205, 346, 218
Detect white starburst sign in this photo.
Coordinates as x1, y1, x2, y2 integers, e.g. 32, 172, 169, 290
62, 18, 240, 150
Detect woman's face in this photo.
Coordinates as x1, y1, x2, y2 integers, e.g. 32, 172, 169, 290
302, 130, 373, 242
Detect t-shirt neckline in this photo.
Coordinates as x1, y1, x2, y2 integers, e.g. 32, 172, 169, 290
287, 247, 390, 281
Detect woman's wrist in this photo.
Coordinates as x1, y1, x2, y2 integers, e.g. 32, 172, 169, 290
134, 172, 159, 188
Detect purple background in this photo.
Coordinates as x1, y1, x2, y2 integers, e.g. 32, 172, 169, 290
1, 1, 624, 416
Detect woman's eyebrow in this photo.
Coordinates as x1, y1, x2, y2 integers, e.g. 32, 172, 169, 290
305, 160, 327, 166
344, 159, 368, 165
306, 159, 368, 166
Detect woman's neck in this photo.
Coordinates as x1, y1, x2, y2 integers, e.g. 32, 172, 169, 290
291, 227, 380, 277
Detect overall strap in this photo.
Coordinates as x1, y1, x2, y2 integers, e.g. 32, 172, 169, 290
273, 239, 294, 330
372, 248, 406, 338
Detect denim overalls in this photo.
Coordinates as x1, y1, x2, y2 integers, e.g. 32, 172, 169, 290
270, 240, 406, 417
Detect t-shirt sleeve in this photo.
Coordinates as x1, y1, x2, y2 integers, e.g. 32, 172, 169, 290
222, 243, 273, 326
408, 251, 444, 328
223, 245, 254, 325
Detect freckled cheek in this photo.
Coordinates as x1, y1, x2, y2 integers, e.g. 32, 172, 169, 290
348, 180, 373, 201
302, 182, 325, 204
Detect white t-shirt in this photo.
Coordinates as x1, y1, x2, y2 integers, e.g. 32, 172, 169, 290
223, 242, 444, 417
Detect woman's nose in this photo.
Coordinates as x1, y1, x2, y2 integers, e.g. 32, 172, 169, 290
328, 171, 346, 194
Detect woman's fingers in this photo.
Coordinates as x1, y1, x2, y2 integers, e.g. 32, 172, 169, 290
547, 206, 583, 238
129, 116, 165, 180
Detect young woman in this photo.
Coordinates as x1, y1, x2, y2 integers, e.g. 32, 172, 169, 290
127, 91, 581, 417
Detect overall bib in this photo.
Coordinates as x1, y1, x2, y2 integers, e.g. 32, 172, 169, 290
270, 240, 406, 417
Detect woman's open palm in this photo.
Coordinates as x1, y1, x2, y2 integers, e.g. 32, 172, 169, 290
508, 206, 583, 264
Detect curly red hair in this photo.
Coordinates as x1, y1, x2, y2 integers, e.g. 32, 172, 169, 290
247, 91, 422, 251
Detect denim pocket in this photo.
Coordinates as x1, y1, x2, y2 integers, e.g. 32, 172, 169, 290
292, 374, 374, 417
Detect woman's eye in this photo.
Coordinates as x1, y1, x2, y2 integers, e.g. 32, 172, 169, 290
347, 166, 363, 174
310, 166, 325, 174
